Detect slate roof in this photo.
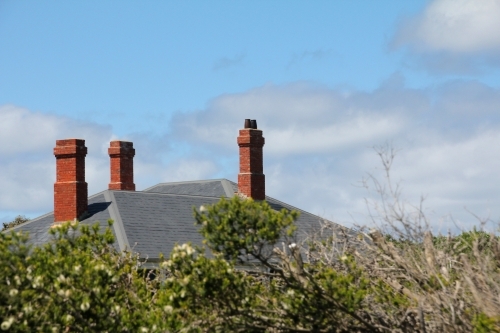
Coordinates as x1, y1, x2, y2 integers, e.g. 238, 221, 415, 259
8, 179, 331, 264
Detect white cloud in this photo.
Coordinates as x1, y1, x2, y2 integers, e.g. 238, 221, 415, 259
0, 105, 220, 223
435, 80, 500, 115
264, 127, 500, 231
0, 105, 114, 156
4, 77, 500, 232
395, 0, 500, 53
0, 105, 114, 220
264, 114, 404, 155
135, 157, 218, 187
392, 0, 500, 73
172, 81, 424, 155
169, 80, 500, 230
364, 129, 500, 226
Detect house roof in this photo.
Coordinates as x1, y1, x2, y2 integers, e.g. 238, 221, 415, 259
9, 179, 334, 264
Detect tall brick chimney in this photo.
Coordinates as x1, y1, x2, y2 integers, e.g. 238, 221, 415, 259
108, 140, 135, 191
54, 139, 88, 222
237, 119, 265, 200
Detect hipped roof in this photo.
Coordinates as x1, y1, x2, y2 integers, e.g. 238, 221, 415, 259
10, 179, 335, 263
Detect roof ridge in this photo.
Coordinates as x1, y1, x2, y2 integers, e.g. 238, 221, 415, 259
142, 178, 235, 192
263, 195, 340, 227
112, 190, 229, 200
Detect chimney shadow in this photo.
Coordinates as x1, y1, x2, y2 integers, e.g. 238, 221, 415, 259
85, 202, 112, 219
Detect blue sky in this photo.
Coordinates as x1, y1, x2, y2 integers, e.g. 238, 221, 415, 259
2, 0, 500, 231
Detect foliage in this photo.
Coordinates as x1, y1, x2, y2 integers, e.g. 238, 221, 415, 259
157, 243, 256, 331
155, 197, 414, 332
195, 197, 297, 263
0, 221, 157, 332
2, 157, 500, 332
2, 215, 30, 231
152, 144, 500, 332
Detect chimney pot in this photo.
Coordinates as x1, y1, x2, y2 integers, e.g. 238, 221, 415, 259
244, 119, 251, 129
250, 119, 257, 129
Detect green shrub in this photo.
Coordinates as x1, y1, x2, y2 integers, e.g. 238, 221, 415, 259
0, 221, 157, 332
2, 215, 30, 231
2, 197, 499, 332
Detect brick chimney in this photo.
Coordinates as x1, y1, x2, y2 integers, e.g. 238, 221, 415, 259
108, 140, 135, 191
237, 119, 265, 200
54, 139, 88, 222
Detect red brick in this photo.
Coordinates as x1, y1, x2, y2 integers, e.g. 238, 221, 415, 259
108, 141, 135, 191
237, 127, 265, 200
54, 139, 88, 222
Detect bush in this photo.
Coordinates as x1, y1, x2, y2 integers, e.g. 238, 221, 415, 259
2, 215, 30, 231
2, 147, 499, 331
156, 196, 500, 332
154, 146, 500, 332
0, 221, 157, 332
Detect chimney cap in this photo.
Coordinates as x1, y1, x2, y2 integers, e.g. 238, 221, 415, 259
110, 140, 134, 148
55, 138, 85, 146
